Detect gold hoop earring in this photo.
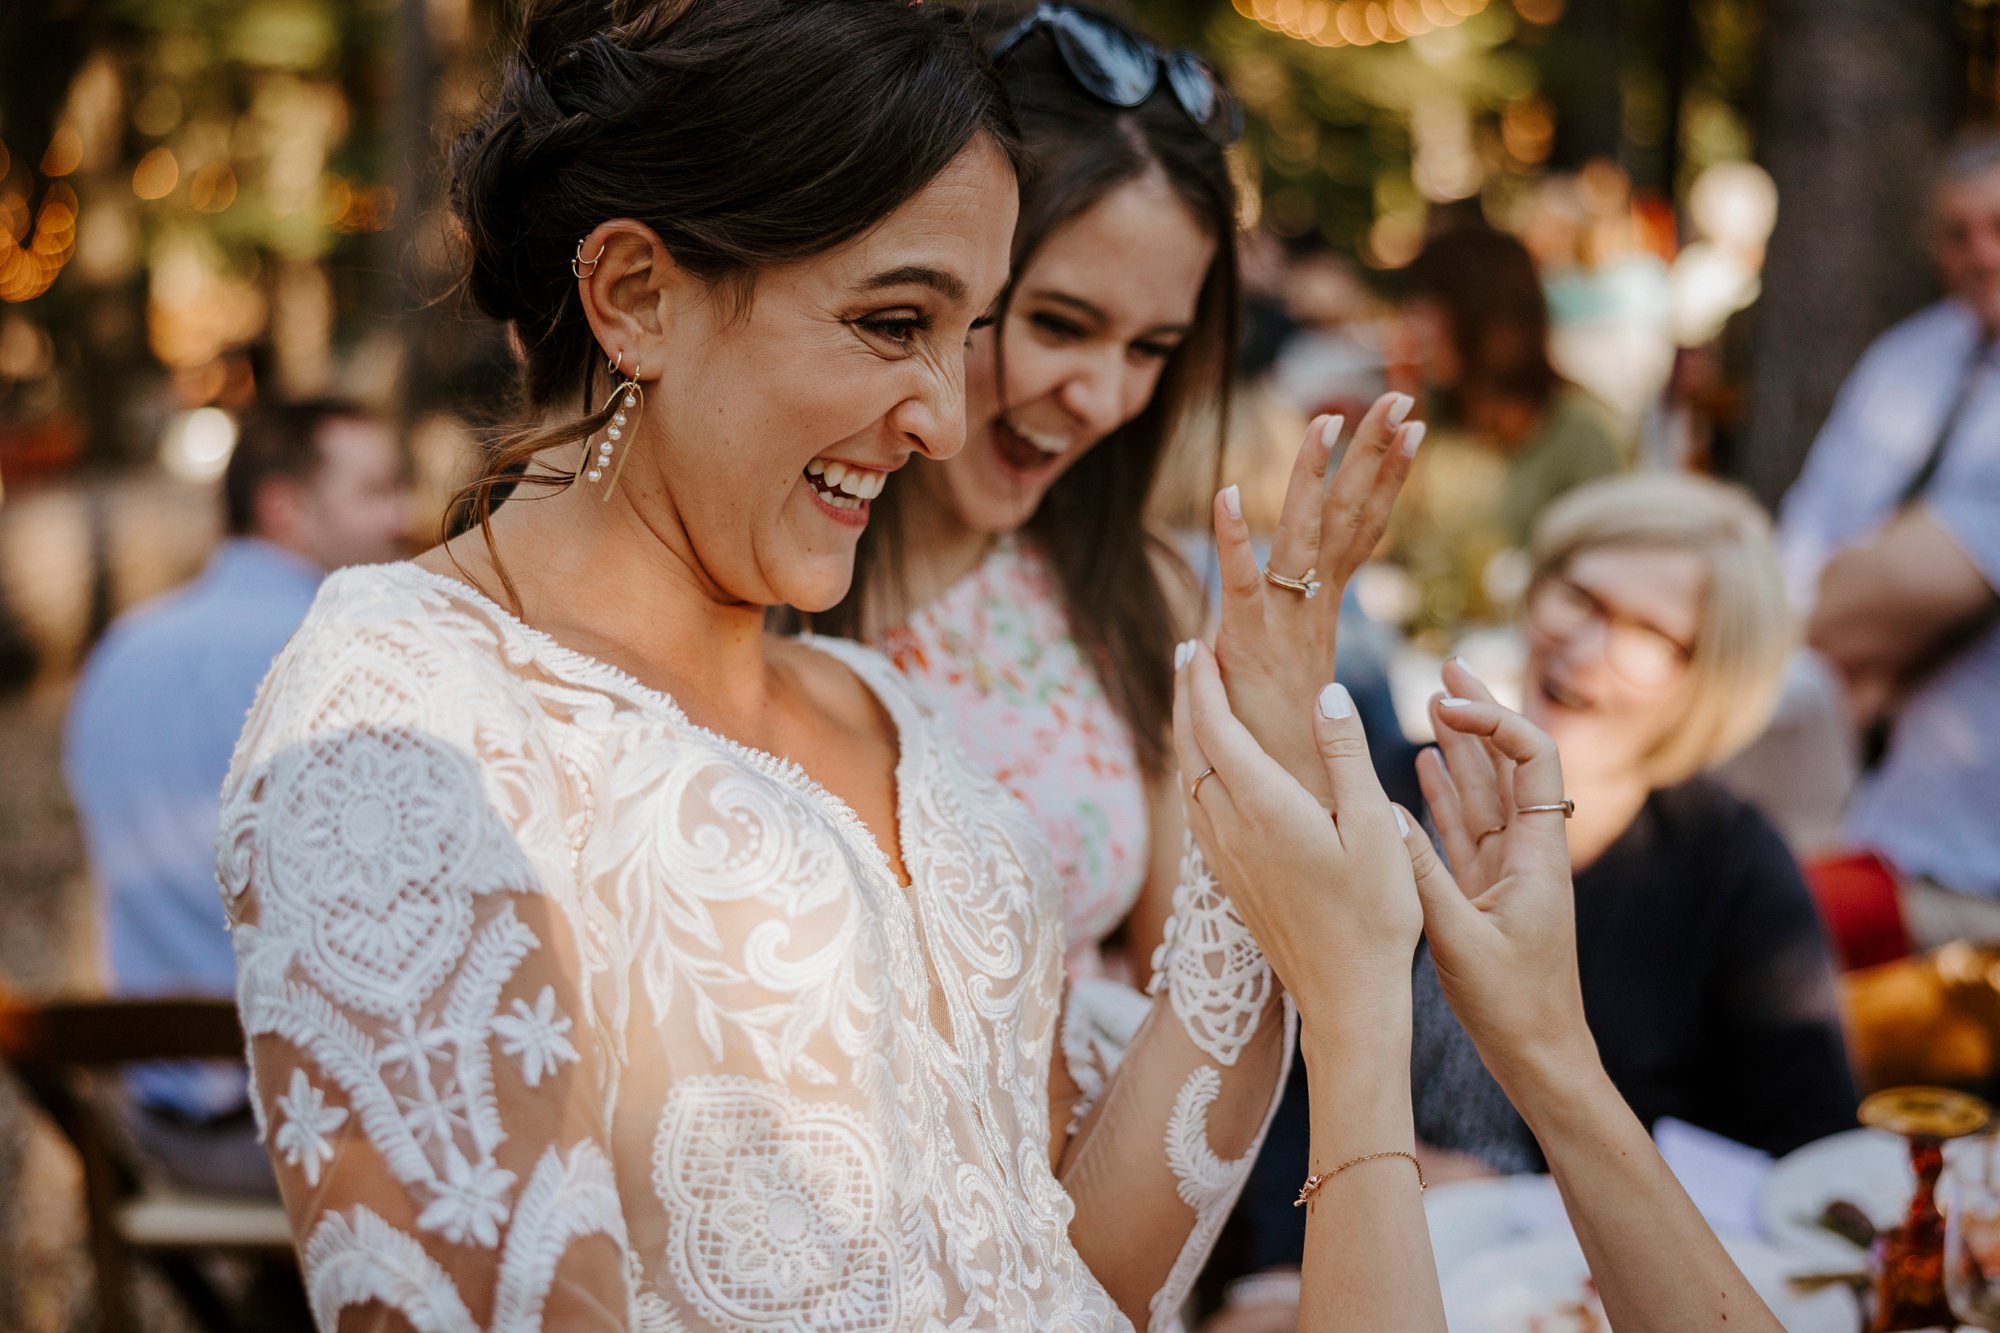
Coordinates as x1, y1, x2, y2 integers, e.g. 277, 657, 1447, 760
572, 239, 605, 279
585, 363, 643, 495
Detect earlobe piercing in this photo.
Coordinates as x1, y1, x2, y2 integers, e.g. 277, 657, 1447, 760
584, 352, 643, 495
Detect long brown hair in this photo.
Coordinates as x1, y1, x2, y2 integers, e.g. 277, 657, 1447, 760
814, 3, 1240, 779
442, 0, 1020, 609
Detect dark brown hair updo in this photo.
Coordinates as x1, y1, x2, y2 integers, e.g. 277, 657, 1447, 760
818, 2, 1241, 781
447, 0, 1020, 588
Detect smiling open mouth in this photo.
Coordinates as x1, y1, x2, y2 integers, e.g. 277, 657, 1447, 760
804, 459, 885, 515
991, 419, 1068, 476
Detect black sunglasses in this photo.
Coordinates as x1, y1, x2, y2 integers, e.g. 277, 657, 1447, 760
988, 5, 1243, 145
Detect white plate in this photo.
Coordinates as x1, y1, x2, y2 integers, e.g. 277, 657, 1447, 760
1424, 1177, 1521, 1281
1440, 1231, 1859, 1333
1759, 1128, 1975, 1267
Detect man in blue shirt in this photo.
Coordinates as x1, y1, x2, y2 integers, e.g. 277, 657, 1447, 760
1781, 137, 2000, 946
65, 398, 410, 1193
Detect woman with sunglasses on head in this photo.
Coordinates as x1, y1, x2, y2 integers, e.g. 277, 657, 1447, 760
211, 1, 1415, 1328
816, 0, 1418, 1128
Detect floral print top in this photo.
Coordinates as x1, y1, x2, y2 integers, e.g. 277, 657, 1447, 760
880, 535, 1150, 975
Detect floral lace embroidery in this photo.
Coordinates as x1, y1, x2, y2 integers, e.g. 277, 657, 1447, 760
654, 1076, 915, 1332
272, 1069, 345, 1187
219, 565, 1158, 1332
1150, 838, 1276, 1067
1147, 999, 1298, 1331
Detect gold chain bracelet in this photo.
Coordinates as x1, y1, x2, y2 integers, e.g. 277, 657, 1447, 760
1293, 1150, 1425, 1212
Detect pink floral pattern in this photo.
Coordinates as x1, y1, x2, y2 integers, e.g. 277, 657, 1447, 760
880, 537, 1148, 975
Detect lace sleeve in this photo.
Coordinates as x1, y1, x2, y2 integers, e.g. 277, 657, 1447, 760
1056, 836, 1294, 1331
216, 647, 631, 1330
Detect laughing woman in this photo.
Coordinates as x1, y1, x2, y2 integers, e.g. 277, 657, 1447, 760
206, 0, 1376, 1328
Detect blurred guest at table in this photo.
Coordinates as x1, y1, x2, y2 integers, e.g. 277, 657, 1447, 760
1779, 134, 2000, 946
1207, 475, 1853, 1327
1397, 223, 1625, 544
1410, 473, 1855, 1176
63, 398, 408, 1194
1383, 223, 1626, 634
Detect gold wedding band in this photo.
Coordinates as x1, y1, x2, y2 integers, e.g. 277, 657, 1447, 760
1190, 766, 1219, 803
1516, 800, 1576, 818
1262, 565, 1323, 599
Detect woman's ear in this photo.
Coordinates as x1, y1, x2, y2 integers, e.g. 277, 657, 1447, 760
573, 219, 686, 383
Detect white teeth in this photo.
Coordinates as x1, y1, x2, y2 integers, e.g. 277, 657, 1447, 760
804, 459, 886, 506
835, 468, 880, 499
1011, 423, 1068, 456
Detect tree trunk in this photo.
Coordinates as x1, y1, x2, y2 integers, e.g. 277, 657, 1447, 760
1735, 0, 1958, 508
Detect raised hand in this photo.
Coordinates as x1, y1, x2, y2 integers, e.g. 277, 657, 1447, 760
1171, 639, 1421, 1016
1408, 665, 1594, 1088
1413, 657, 1517, 899
1209, 393, 1421, 805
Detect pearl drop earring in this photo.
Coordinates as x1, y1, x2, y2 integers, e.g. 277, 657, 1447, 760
585, 353, 643, 496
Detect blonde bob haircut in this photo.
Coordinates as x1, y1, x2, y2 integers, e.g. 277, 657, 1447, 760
1528, 472, 1793, 789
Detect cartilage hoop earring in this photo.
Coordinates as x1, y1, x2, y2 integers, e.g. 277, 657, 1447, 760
585, 357, 642, 495
572, 239, 606, 279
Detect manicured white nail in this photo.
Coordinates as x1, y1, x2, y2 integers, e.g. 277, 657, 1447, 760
1174, 639, 1196, 670
1321, 414, 1345, 448
1387, 393, 1415, 427
1220, 484, 1241, 519
1318, 682, 1353, 719
1399, 420, 1426, 457
1395, 807, 1410, 837
1439, 695, 1473, 708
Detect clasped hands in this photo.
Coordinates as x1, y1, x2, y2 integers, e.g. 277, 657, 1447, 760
1191, 394, 1595, 1088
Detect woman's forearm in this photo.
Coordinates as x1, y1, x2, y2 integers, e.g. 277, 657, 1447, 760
1060, 990, 1291, 1329
1502, 1052, 1784, 1333
1297, 998, 1446, 1333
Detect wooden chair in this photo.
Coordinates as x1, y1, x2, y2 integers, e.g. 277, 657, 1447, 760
0, 993, 295, 1332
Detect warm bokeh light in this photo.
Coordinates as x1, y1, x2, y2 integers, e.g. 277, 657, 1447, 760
132, 146, 180, 201
158, 407, 239, 483
188, 163, 238, 215
1233, 0, 1488, 47
0, 184, 79, 304
39, 128, 82, 179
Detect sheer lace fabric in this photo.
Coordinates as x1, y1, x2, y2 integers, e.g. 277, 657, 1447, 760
219, 564, 1131, 1331
220, 562, 1291, 1332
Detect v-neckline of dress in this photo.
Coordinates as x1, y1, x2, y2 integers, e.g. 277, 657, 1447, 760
370, 561, 920, 893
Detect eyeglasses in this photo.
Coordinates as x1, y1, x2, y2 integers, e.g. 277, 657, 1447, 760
987, 5, 1243, 145
1526, 575, 1696, 689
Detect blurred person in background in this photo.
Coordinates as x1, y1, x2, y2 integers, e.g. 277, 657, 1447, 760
1393, 222, 1626, 553
1780, 134, 2000, 947
63, 397, 409, 1193
1206, 475, 1854, 1331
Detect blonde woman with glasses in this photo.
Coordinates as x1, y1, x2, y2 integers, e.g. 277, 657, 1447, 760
1408, 473, 1858, 1181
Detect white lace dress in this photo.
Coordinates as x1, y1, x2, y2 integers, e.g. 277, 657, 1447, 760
216, 563, 1291, 1332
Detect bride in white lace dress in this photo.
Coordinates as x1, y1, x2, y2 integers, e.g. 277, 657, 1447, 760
212, 2, 1408, 1329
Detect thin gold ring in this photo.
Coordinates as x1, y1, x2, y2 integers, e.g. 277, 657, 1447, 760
572, 239, 606, 278
1189, 766, 1219, 803
1516, 800, 1576, 818
1262, 564, 1323, 599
